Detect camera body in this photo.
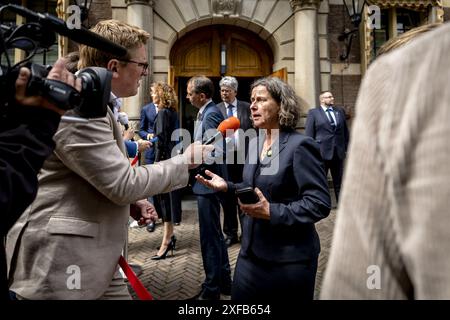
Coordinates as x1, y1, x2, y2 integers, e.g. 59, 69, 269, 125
0, 4, 116, 118
25, 63, 112, 118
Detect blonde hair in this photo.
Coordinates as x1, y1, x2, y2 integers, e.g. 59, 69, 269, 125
377, 23, 442, 57
78, 20, 150, 69
151, 82, 178, 112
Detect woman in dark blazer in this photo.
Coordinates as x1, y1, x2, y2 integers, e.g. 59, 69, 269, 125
195, 77, 331, 301
150, 82, 182, 260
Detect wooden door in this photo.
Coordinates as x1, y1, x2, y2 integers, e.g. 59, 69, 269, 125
170, 25, 273, 131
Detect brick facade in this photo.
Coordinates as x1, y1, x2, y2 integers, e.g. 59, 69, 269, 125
328, 5, 362, 64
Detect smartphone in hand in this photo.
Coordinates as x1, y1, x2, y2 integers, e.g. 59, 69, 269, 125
235, 187, 259, 204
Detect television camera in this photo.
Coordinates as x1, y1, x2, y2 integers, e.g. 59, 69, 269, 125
0, 4, 127, 118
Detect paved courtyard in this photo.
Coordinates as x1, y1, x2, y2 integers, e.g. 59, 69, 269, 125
127, 195, 336, 300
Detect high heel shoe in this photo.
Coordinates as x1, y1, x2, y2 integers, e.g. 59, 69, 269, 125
151, 237, 176, 260
156, 235, 177, 250
171, 235, 177, 250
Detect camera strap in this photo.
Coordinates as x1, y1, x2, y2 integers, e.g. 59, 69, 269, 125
118, 255, 154, 300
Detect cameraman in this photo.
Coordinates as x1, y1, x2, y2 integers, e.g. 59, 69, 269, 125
1, 58, 81, 299
6, 20, 210, 300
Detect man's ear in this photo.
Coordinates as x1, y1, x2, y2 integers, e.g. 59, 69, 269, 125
107, 60, 119, 75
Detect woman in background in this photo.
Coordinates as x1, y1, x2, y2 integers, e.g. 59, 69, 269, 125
151, 82, 182, 260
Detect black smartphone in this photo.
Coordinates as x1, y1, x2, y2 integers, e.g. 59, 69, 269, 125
235, 187, 259, 204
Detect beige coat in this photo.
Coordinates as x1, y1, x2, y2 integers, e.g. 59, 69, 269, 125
6, 107, 188, 299
321, 24, 450, 299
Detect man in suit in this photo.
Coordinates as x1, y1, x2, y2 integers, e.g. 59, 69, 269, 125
137, 100, 159, 233
321, 23, 450, 299
5, 20, 209, 300
216, 76, 252, 247
139, 101, 158, 165
305, 91, 349, 202
187, 76, 232, 300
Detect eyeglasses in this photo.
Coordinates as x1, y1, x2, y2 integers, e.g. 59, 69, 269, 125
119, 59, 149, 72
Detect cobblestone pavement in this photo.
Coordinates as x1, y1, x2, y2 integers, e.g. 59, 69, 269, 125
127, 195, 336, 300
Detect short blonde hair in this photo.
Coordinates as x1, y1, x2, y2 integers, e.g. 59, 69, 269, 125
78, 20, 150, 69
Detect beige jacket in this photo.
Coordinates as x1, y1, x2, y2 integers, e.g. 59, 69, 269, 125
6, 107, 188, 299
321, 24, 450, 299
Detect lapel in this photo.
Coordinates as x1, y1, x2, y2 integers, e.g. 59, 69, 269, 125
236, 100, 242, 121
333, 107, 340, 127
218, 102, 227, 119
260, 130, 289, 166
246, 136, 260, 187
107, 107, 126, 156
319, 107, 335, 130
193, 101, 214, 140
146, 103, 157, 121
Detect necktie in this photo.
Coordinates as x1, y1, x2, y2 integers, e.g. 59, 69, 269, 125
326, 108, 336, 127
227, 104, 234, 118
196, 111, 202, 121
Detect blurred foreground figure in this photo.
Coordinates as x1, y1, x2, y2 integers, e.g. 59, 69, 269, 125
321, 23, 450, 299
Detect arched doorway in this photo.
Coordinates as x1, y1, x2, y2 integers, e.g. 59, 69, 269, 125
169, 25, 274, 135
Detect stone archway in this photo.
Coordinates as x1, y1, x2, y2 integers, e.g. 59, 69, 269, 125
169, 24, 274, 134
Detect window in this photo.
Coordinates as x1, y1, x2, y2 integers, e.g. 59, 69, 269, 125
1, 0, 58, 66
371, 9, 389, 59
27, 0, 58, 65
369, 8, 422, 61
397, 9, 421, 34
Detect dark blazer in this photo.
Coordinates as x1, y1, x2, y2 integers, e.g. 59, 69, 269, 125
217, 100, 252, 131
304, 106, 349, 161
139, 102, 158, 163
217, 100, 252, 159
229, 130, 331, 263
192, 101, 226, 195
154, 108, 179, 162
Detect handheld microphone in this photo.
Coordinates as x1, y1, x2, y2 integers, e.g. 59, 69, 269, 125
203, 116, 240, 145
118, 112, 129, 130
7, 4, 128, 57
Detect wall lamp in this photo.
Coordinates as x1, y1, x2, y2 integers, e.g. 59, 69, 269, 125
339, 0, 368, 60
220, 44, 227, 75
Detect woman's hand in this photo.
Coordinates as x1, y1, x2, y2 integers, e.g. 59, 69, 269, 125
195, 169, 228, 192
239, 188, 270, 220
123, 127, 135, 140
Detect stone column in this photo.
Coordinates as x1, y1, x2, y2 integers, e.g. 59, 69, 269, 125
290, 0, 321, 113
123, 0, 154, 120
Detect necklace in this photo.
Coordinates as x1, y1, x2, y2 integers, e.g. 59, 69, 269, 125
261, 144, 272, 158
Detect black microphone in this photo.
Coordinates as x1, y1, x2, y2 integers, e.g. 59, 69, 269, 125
7, 4, 127, 57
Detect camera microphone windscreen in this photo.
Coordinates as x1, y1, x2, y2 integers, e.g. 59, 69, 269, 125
203, 116, 240, 145
7, 4, 127, 57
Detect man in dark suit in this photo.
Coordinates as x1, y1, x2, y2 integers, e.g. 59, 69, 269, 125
139, 101, 158, 232
217, 76, 252, 247
305, 91, 349, 202
187, 76, 232, 300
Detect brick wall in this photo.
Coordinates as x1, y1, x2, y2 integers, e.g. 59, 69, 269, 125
328, 5, 363, 128
328, 5, 361, 64
331, 75, 361, 127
